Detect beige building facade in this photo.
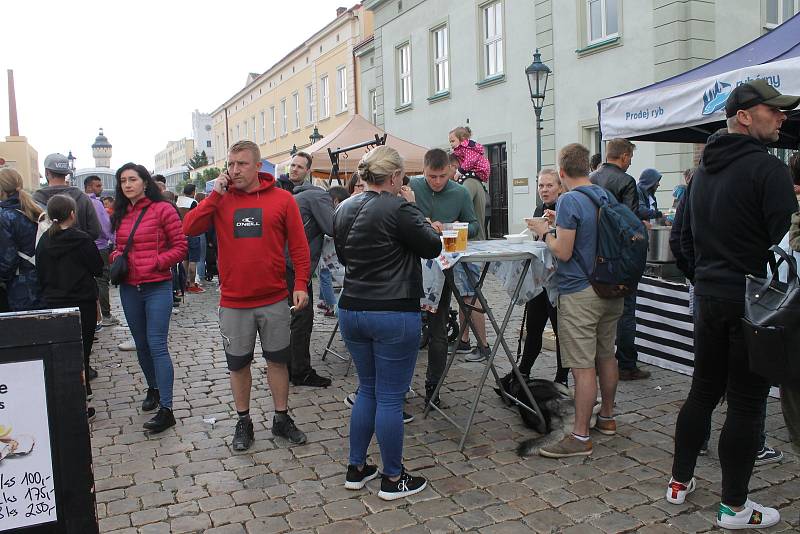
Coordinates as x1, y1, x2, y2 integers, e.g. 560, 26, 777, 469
154, 138, 195, 173
0, 136, 40, 191
210, 6, 372, 169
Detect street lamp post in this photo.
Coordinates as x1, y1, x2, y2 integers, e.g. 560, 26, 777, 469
290, 144, 298, 156
67, 150, 76, 183
525, 49, 551, 177
309, 125, 323, 145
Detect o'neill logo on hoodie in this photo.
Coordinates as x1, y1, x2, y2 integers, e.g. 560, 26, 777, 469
233, 208, 262, 238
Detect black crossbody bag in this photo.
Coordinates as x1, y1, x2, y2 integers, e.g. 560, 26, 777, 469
741, 245, 800, 385
110, 207, 148, 286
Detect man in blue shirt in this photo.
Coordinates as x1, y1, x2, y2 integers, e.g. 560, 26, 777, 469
530, 143, 624, 458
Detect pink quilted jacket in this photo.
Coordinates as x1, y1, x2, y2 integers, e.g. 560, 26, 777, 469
111, 198, 187, 286
453, 139, 490, 182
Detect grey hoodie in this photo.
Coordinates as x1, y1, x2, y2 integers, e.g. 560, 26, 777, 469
33, 185, 101, 241
285, 183, 334, 274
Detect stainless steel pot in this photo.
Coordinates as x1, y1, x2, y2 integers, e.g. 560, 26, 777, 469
647, 226, 675, 263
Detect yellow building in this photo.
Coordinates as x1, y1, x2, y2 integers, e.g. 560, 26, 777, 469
211, 5, 372, 168
0, 136, 40, 191
154, 138, 195, 173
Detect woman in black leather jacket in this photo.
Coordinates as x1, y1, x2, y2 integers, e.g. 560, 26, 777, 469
333, 146, 441, 501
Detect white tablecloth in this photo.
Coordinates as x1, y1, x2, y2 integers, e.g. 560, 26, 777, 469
421, 240, 556, 311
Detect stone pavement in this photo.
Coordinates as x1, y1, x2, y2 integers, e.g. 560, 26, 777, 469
89, 279, 799, 533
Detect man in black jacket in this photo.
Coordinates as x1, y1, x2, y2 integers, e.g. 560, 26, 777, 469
590, 139, 650, 380
283, 151, 346, 387
668, 79, 799, 529
277, 153, 313, 193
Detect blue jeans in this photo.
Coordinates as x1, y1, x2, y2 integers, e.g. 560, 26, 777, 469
120, 281, 175, 409
615, 290, 639, 370
318, 267, 336, 307
339, 309, 421, 477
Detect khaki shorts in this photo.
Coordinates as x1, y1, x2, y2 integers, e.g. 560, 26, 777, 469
558, 286, 624, 369
219, 302, 291, 370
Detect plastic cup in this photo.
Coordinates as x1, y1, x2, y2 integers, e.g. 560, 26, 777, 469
442, 230, 459, 253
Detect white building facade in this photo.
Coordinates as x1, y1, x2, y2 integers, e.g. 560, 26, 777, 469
363, 0, 798, 235
192, 110, 214, 163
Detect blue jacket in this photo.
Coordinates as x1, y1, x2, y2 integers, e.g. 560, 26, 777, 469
0, 194, 45, 310
637, 168, 663, 220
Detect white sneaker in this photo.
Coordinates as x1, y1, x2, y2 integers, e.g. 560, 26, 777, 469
666, 477, 696, 504
717, 499, 780, 529
118, 339, 136, 351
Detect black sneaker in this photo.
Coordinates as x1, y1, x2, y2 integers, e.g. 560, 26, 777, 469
377, 468, 427, 501
272, 413, 307, 445
454, 339, 472, 354
291, 369, 332, 388
403, 411, 414, 424
143, 407, 176, 433
142, 388, 160, 412
425, 386, 443, 408
754, 445, 783, 466
87, 407, 97, 423
344, 464, 380, 490
87, 366, 98, 381
232, 418, 254, 451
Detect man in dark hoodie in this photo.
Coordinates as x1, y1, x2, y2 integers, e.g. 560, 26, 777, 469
590, 139, 651, 381
283, 156, 348, 388
637, 168, 663, 221
34, 154, 101, 240
277, 152, 314, 193
668, 80, 799, 530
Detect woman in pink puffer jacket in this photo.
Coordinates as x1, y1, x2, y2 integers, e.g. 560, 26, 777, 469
110, 163, 187, 434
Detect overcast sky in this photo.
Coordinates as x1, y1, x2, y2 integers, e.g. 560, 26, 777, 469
1, 0, 354, 171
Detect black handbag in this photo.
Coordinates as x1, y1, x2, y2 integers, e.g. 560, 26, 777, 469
110, 207, 148, 286
741, 245, 800, 385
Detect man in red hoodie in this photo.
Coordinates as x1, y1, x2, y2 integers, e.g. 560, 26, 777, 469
184, 140, 311, 451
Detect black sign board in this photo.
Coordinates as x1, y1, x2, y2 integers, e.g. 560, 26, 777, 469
0, 309, 98, 533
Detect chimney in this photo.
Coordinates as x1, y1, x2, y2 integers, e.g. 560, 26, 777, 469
336, 6, 347, 16
7, 70, 19, 137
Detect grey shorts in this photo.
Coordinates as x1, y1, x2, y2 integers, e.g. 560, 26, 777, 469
453, 263, 481, 297
219, 302, 291, 370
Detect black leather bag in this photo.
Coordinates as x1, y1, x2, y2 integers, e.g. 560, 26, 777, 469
741, 245, 800, 385
110, 207, 148, 286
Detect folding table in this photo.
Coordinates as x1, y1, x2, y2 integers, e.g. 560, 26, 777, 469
422, 240, 556, 451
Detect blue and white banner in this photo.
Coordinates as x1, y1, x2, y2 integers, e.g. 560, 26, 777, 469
600, 56, 800, 140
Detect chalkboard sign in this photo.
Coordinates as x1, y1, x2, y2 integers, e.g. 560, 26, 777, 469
0, 309, 98, 534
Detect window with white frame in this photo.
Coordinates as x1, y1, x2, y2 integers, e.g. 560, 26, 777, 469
432, 25, 449, 94
336, 66, 348, 112
270, 106, 276, 140
482, 2, 504, 78
242, 121, 247, 140
293, 92, 300, 130
397, 43, 412, 106
280, 98, 287, 135
235, 124, 240, 142
587, 0, 619, 44
305, 84, 315, 124
259, 111, 266, 143
320, 75, 330, 118
368, 89, 378, 124
250, 116, 256, 142
766, 0, 798, 26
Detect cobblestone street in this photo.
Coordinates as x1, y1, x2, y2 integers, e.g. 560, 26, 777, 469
89, 279, 799, 533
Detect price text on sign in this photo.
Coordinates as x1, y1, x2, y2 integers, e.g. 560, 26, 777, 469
0, 360, 58, 531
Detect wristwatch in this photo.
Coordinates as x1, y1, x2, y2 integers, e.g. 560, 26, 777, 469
546, 228, 557, 238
